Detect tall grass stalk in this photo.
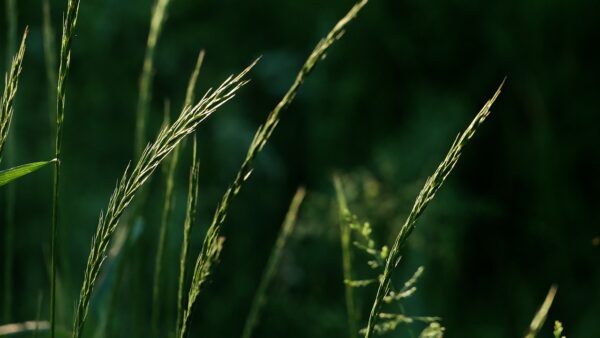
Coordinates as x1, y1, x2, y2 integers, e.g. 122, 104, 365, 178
175, 136, 200, 335
51, 1, 81, 337
135, 0, 173, 157
333, 175, 359, 338
363, 81, 504, 338
524, 285, 558, 338
175, 51, 205, 334
241, 187, 306, 338
1, 12, 24, 321
178, 2, 368, 336
71, 61, 256, 338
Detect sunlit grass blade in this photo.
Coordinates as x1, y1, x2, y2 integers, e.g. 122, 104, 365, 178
179, 2, 368, 336
333, 174, 359, 338
71, 60, 256, 338
0, 159, 56, 187
241, 187, 306, 338
524, 285, 558, 338
363, 81, 504, 338
135, 0, 173, 157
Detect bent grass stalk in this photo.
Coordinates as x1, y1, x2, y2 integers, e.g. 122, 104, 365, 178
363, 81, 505, 338
52, 1, 81, 337
333, 175, 359, 338
524, 285, 558, 338
135, 0, 173, 157
179, 2, 368, 336
241, 187, 306, 338
71, 60, 256, 338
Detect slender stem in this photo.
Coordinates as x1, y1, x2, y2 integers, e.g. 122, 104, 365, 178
52, 1, 81, 338
42, 0, 57, 139
333, 175, 359, 338
240, 188, 306, 338
135, 0, 172, 157
151, 101, 177, 338
175, 50, 204, 335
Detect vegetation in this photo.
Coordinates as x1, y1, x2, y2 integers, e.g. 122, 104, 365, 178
1, 0, 596, 337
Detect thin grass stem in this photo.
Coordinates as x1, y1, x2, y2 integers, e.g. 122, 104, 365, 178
240, 187, 306, 338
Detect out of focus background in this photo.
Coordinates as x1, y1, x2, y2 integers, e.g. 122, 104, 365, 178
1, 0, 599, 337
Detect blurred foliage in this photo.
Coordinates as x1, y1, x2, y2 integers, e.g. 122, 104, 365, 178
0, 0, 599, 337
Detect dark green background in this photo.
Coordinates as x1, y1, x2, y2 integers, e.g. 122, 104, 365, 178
1, 0, 599, 337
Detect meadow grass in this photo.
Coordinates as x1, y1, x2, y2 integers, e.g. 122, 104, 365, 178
363, 81, 504, 338
152, 50, 205, 338
135, 0, 173, 157
72, 60, 256, 338
177, 1, 369, 336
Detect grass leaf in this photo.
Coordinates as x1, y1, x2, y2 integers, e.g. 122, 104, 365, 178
0, 159, 56, 187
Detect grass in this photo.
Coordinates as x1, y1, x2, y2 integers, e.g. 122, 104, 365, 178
51, 1, 81, 337
177, 1, 369, 336
71, 60, 256, 338
1, 1, 579, 337
135, 0, 173, 157
362, 81, 505, 338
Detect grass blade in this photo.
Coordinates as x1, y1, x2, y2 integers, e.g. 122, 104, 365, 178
135, 0, 173, 157
333, 175, 359, 338
240, 187, 306, 338
363, 81, 505, 338
71, 60, 256, 338
0, 159, 56, 187
524, 285, 558, 338
179, 2, 368, 336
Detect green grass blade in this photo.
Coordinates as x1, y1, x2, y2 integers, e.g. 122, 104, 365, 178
135, 0, 173, 157
333, 175, 359, 338
179, 3, 368, 336
363, 81, 505, 338
71, 61, 256, 338
0, 159, 56, 187
524, 285, 558, 338
241, 187, 306, 338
